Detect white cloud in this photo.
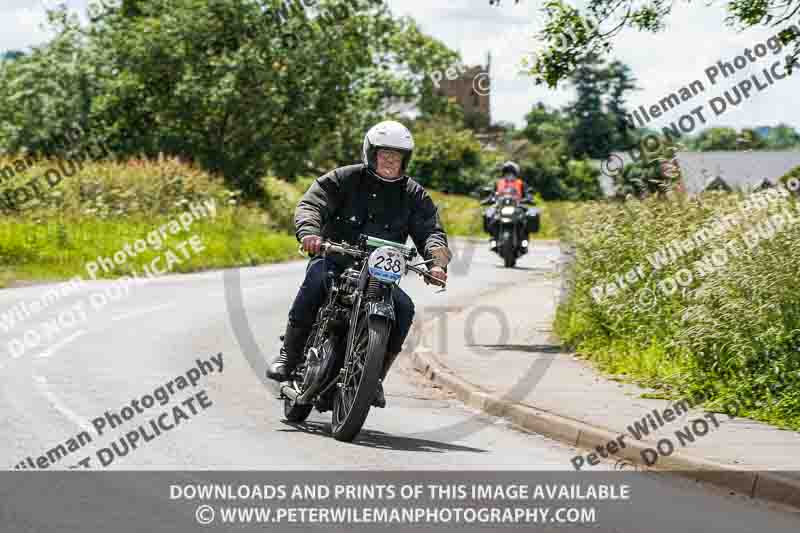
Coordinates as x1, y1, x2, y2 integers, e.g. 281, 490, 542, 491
0, 5, 52, 51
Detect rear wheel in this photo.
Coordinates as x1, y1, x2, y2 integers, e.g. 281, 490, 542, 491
331, 311, 388, 442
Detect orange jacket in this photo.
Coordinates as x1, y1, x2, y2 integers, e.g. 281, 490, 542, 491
496, 177, 524, 199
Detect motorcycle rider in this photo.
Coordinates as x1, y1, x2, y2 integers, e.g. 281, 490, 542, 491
482, 161, 530, 251
495, 161, 524, 199
266, 120, 452, 408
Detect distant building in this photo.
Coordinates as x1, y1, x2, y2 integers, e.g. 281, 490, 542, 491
436, 60, 491, 129
675, 151, 800, 194
594, 150, 800, 197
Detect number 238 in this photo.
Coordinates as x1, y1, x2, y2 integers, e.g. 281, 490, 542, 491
375, 256, 401, 273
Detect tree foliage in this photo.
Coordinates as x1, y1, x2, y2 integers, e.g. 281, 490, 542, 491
516, 102, 603, 201
0, 0, 459, 197
565, 53, 615, 159
493, 0, 800, 87
683, 125, 800, 150
406, 119, 484, 194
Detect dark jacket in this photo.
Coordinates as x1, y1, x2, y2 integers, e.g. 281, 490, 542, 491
295, 164, 449, 266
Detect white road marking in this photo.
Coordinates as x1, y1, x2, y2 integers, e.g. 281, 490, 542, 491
33, 375, 93, 434
34, 330, 86, 359
110, 302, 176, 322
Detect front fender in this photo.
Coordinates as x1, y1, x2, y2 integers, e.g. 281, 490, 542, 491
365, 299, 395, 323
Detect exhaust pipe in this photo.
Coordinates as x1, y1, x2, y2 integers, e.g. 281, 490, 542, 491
281, 384, 300, 402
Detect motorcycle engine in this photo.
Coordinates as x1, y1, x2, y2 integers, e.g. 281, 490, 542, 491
337, 268, 361, 305
301, 336, 336, 393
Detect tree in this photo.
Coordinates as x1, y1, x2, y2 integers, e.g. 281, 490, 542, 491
1, 51, 25, 62
605, 60, 637, 149
613, 134, 680, 196
516, 102, 603, 200
495, 0, 800, 87
738, 128, 767, 150
0, 13, 95, 157
764, 124, 800, 148
406, 119, 483, 194
0, 0, 460, 197
521, 102, 570, 145
565, 53, 614, 159
692, 127, 740, 151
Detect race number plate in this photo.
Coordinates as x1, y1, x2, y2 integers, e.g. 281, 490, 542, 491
367, 246, 406, 284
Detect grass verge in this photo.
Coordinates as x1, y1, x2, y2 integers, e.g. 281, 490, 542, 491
555, 189, 800, 430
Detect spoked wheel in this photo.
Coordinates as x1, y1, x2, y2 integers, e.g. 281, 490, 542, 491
283, 380, 313, 422
331, 311, 389, 442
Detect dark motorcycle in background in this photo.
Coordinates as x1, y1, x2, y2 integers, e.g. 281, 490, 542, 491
277, 235, 446, 442
480, 188, 540, 268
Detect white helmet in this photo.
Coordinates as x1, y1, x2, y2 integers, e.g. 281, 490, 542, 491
362, 120, 414, 182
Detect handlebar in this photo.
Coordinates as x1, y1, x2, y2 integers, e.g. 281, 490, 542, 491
301, 240, 446, 289
321, 241, 365, 258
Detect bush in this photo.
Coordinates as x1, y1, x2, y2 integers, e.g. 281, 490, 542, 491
0, 157, 299, 286
407, 120, 484, 194
0, 155, 238, 218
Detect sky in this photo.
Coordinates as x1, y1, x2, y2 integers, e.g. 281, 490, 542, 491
2, 0, 798, 131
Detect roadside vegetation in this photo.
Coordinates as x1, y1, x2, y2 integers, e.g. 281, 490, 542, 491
555, 186, 800, 430
0, 158, 507, 288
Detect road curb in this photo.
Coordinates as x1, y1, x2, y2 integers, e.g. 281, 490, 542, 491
409, 320, 800, 511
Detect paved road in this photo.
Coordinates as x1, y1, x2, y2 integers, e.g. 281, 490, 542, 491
1, 240, 799, 532
1, 239, 574, 471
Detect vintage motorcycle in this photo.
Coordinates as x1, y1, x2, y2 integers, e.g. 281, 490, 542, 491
277, 235, 446, 442
482, 191, 540, 268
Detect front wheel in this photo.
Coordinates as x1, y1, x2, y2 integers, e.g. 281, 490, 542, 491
501, 232, 516, 268
331, 312, 389, 442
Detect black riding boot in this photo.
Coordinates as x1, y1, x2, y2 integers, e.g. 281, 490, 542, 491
372, 351, 401, 408
266, 323, 309, 382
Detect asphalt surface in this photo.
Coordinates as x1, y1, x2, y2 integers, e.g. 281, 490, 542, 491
1, 240, 799, 532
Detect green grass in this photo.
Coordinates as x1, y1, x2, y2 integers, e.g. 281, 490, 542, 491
0, 155, 565, 288
555, 189, 800, 429
0, 209, 299, 287
429, 190, 568, 239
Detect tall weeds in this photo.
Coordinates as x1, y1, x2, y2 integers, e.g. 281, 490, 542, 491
556, 190, 800, 428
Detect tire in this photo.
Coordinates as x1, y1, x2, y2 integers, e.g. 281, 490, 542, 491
501, 232, 516, 268
503, 248, 516, 268
331, 313, 389, 442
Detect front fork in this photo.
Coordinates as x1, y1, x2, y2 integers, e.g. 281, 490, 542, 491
340, 281, 395, 387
